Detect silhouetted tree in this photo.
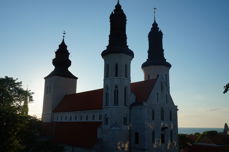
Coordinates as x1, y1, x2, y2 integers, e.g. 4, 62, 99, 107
178, 134, 192, 149
0, 76, 33, 151
0, 76, 64, 152
223, 83, 229, 94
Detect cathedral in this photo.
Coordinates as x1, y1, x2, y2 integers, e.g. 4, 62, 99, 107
42, 1, 178, 152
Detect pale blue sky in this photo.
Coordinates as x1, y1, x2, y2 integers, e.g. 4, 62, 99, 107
1, 0, 228, 127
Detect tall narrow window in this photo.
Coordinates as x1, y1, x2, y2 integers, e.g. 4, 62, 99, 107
135, 132, 139, 144
161, 82, 164, 92
152, 109, 155, 120
166, 94, 168, 104
124, 87, 127, 106
92, 115, 95, 120
105, 64, 109, 77
161, 108, 164, 121
123, 117, 127, 125
148, 74, 150, 80
115, 63, 118, 77
104, 115, 108, 125
161, 133, 165, 144
170, 110, 172, 121
105, 86, 109, 106
99, 114, 102, 120
157, 93, 159, 103
170, 130, 173, 142
114, 85, 118, 105
125, 64, 127, 78
152, 130, 155, 144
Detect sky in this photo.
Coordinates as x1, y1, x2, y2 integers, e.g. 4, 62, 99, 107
1, 0, 229, 128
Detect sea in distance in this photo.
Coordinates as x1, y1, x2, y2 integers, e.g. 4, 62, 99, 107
178, 128, 223, 134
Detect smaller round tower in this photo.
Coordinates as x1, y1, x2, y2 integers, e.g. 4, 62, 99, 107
142, 11, 171, 82
42, 35, 77, 122
141, 10, 178, 152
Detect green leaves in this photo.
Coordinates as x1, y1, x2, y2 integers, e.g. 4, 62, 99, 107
0, 76, 33, 114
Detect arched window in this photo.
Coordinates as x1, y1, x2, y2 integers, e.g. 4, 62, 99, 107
170, 110, 172, 121
105, 86, 109, 106
161, 133, 165, 144
123, 117, 127, 125
114, 85, 118, 105
115, 63, 118, 77
105, 64, 109, 77
92, 115, 95, 120
161, 107, 164, 121
135, 132, 139, 144
99, 114, 102, 120
69, 116, 72, 121
152, 130, 155, 144
124, 87, 127, 106
125, 64, 127, 78
152, 109, 155, 120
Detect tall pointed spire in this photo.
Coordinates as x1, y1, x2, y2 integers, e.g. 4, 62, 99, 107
101, 1, 134, 57
142, 10, 171, 68
45, 33, 77, 79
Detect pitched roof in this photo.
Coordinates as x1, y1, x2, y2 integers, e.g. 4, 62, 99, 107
52, 122, 101, 148
54, 79, 157, 112
54, 89, 103, 112
131, 79, 157, 103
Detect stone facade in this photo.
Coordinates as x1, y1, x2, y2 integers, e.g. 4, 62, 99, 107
42, 1, 178, 152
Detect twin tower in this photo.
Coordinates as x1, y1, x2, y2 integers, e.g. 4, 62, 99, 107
42, 1, 178, 152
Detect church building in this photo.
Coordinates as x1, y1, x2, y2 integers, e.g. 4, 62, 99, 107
42, 1, 178, 152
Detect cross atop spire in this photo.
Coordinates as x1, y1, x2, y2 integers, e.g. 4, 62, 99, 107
153, 8, 157, 22
63, 31, 66, 39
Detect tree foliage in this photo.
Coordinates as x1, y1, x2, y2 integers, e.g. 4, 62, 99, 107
178, 134, 192, 149
223, 83, 229, 94
0, 76, 33, 114
0, 76, 64, 152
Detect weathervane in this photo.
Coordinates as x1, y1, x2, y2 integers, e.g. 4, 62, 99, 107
154, 8, 157, 21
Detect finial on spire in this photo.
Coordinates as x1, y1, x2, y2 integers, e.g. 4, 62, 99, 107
117, 0, 120, 4
63, 31, 66, 39
153, 8, 157, 22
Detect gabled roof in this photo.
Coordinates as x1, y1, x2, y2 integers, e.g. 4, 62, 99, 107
54, 79, 157, 112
